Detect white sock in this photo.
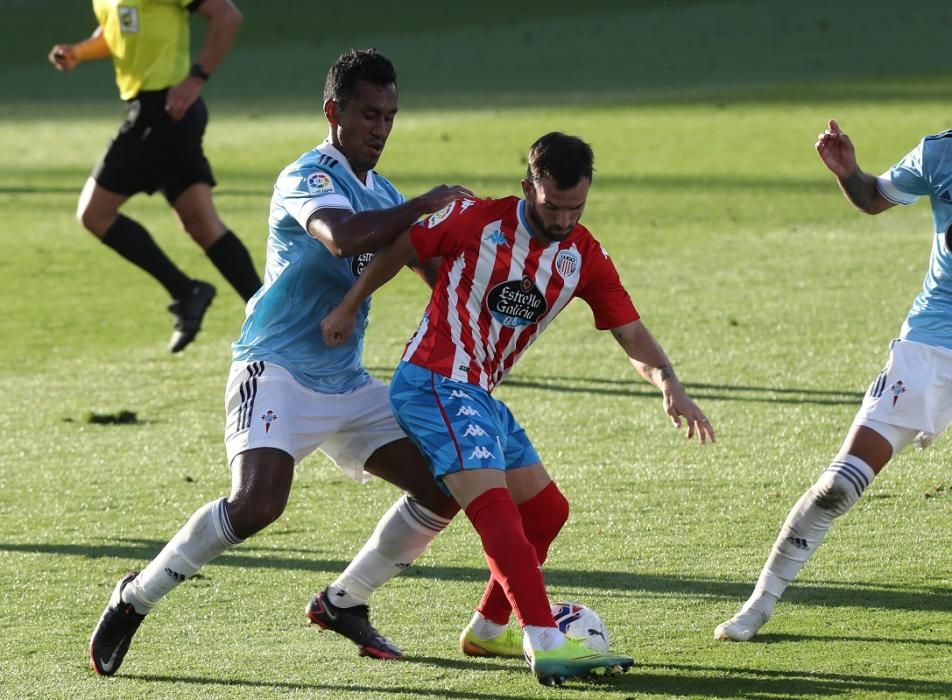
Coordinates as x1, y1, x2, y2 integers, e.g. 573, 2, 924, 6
467, 611, 508, 640
327, 495, 450, 608
753, 454, 875, 601
123, 498, 243, 614
524, 626, 566, 653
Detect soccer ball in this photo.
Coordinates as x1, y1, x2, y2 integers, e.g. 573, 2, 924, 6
551, 602, 609, 653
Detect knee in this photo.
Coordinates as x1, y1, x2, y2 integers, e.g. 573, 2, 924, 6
76, 199, 109, 236
226, 493, 287, 538
523, 484, 569, 538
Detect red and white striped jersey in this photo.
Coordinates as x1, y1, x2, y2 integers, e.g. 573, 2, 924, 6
403, 196, 639, 391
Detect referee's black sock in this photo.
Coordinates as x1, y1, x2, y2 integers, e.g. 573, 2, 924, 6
205, 230, 262, 301
101, 214, 193, 300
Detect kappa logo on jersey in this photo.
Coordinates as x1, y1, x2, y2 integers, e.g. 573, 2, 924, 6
306, 172, 335, 195
486, 275, 548, 328
554, 250, 580, 279
118, 6, 140, 32
461, 199, 476, 212
351, 252, 374, 278
427, 201, 456, 228
457, 405, 480, 417
484, 229, 509, 247
450, 388, 473, 400
462, 423, 488, 437
260, 410, 278, 433
890, 380, 907, 406
469, 446, 494, 460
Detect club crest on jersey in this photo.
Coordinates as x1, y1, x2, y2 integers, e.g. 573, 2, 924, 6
351, 252, 374, 278
427, 201, 455, 228
486, 276, 548, 328
306, 172, 335, 195
554, 250, 579, 279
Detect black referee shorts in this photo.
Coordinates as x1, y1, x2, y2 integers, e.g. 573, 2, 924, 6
92, 89, 217, 205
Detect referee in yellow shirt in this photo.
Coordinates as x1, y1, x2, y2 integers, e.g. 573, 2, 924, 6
49, 0, 261, 353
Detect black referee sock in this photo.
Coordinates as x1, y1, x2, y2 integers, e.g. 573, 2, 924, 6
205, 230, 262, 301
101, 214, 193, 300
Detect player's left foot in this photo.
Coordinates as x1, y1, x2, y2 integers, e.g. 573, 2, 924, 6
527, 638, 634, 686
305, 589, 403, 659
167, 280, 216, 353
459, 624, 523, 657
714, 605, 770, 641
89, 572, 146, 676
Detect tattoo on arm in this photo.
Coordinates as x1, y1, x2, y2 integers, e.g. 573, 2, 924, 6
658, 364, 674, 382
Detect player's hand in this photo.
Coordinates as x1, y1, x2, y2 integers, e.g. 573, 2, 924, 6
320, 304, 357, 347
662, 383, 715, 444
49, 44, 79, 72
165, 77, 204, 121
416, 185, 476, 215
816, 119, 858, 179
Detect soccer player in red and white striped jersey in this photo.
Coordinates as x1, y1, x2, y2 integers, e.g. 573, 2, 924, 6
322, 132, 714, 684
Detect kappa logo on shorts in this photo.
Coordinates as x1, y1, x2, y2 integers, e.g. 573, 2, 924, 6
306, 172, 335, 195
469, 446, 494, 460
890, 380, 907, 406
462, 423, 488, 437
450, 388, 473, 400
457, 405, 480, 417
260, 410, 278, 433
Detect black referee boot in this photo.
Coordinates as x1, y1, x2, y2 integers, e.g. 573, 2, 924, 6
167, 280, 216, 353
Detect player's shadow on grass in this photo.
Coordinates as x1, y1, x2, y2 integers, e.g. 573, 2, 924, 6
619, 663, 952, 698
6, 539, 950, 616
367, 367, 865, 406
124, 674, 523, 699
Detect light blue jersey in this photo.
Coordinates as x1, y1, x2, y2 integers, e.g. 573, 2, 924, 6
877, 130, 952, 349
232, 141, 405, 393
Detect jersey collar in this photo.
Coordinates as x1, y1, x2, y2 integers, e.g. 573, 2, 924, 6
316, 140, 376, 191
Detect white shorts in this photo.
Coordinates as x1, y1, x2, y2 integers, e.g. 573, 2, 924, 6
223, 360, 406, 482
853, 339, 952, 451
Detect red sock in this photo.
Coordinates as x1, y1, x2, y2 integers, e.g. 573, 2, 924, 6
464, 487, 555, 627
476, 482, 569, 624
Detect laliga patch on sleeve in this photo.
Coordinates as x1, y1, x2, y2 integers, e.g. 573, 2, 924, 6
306, 172, 335, 195
427, 201, 455, 228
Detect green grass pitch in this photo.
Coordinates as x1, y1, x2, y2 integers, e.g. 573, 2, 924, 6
1, 1, 950, 698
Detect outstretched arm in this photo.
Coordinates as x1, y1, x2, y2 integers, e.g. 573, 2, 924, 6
308, 185, 472, 259
816, 119, 895, 215
48, 27, 111, 71
321, 232, 419, 345
166, 0, 243, 120
610, 320, 715, 443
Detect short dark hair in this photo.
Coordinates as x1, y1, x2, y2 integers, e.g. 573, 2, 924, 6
323, 48, 397, 108
526, 132, 595, 189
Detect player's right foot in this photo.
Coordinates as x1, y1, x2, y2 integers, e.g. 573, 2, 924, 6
460, 624, 523, 657
526, 638, 634, 686
168, 280, 216, 353
714, 605, 770, 641
89, 572, 146, 676
305, 589, 403, 659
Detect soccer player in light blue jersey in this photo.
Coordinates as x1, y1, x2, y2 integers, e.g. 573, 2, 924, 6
717, 119, 952, 641
89, 48, 471, 676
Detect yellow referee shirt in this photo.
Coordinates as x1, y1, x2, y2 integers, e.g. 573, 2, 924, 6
93, 0, 194, 100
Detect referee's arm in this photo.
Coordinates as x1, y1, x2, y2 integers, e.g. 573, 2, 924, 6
48, 27, 111, 72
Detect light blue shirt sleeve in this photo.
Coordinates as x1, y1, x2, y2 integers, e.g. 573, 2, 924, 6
877, 139, 929, 205
278, 168, 355, 231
